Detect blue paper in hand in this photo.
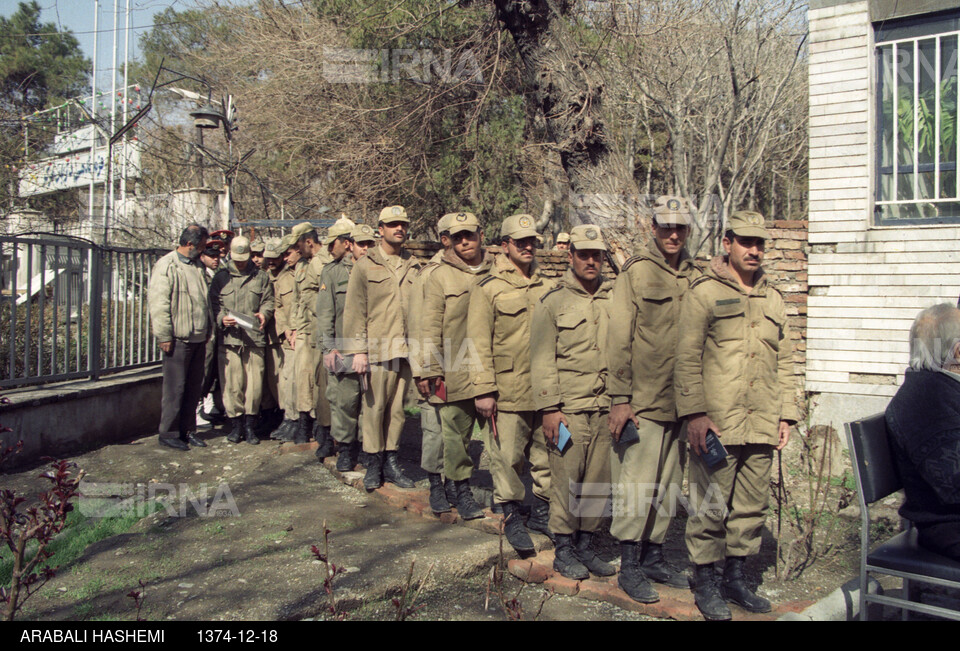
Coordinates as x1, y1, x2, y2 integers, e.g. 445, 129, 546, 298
557, 422, 572, 452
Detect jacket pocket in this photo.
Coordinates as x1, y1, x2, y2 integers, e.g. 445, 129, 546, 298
761, 302, 784, 348
711, 300, 744, 343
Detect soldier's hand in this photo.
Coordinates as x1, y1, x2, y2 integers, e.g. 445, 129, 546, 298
687, 413, 721, 457
352, 353, 369, 375
159, 341, 174, 355
608, 402, 638, 442
222, 315, 237, 327
415, 378, 433, 399
255, 312, 265, 330
324, 350, 342, 373
475, 394, 497, 420
289, 330, 297, 347
777, 420, 791, 450
542, 410, 568, 447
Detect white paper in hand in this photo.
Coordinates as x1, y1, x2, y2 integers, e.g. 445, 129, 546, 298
227, 310, 259, 333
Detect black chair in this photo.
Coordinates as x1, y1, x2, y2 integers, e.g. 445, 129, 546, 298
845, 413, 960, 621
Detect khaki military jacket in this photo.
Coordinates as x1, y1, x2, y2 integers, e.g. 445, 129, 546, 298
607, 241, 702, 421
292, 255, 324, 347
316, 255, 354, 354
531, 269, 613, 413
342, 244, 422, 363
209, 260, 275, 348
467, 254, 553, 412
273, 266, 296, 350
264, 267, 284, 347
674, 256, 799, 446
420, 248, 494, 401
409, 249, 445, 403
148, 250, 210, 344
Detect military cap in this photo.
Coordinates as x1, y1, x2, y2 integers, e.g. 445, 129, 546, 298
202, 242, 222, 257
653, 195, 694, 227
209, 229, 234, 244
556, 232, 570, 243
231, 235, 251, 261
500, 213, 539, 240
443, 211, 480, 236
292, 221, 318, 241
436, 212, 454, 235
249, 239, 265, 254
726, 210, 770, 240
263, 238, 282, 259
378, 205, 410, 224
569, 224, 607, 251
352, 223, 376, 243
324, 216, 357, 245
280, 233, 298, 251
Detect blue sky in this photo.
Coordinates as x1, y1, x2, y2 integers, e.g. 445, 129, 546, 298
1, 0, 190, 93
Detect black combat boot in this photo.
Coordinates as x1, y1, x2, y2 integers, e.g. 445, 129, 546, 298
639, 541, 687, 588
244, 415, 260, 445
720, 556, 771, 613
574, 531, 615, 577
427, 474, 451, 514
364, 452, 384, 491
618, 541, 659, 603
526, 496, 553, 541
692, 564, 732, 621
226, 417, 243, 444
294, 412, 312, 444
272, 419, 297, 441
443, 477, 458, 509
501, 502, 535, 555
454, 480, 484, 520
336, 441, 360, 472
382, 451, 414, 488
185, 431, 207, 448
553, 533, 589, 580
314, 425, 335, 459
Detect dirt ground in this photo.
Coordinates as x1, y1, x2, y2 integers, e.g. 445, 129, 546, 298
0, 418, 899, 621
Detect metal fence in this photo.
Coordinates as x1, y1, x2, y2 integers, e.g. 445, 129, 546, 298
1, 235, 168, 388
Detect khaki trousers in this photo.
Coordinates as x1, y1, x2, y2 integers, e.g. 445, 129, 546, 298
294, 339, 318, 416
326, 370, 361, 444
361, 358, 412, 454
610, 416, 687, 544
685, 443, 774, 565
314, 361, 331, 428
485, 410, 550, 504
279, 345, 297, 419
261, 344, 282, 410
221, 345, 265, 417
548, 410, 611, 535
419, 401, 444, 475
440, 399, 482, 481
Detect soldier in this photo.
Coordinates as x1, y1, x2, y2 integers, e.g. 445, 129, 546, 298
291, 221, 333, 447
531, 224, 615, 580
259, 239, 286, 432
605, 195, 701, 603
148, 224, 211, 451
197, 241, 226, 428
469, 213, 554, 552
250, 239, 266, 270
420, 212, 494, 520
316, 217, 363, 470
675, 210, 797, 621
209, 236, 275, 444
410, 214, 457, 514
343, 205, 421, 490
554, 232, 570, 251
272, 234, 301, 440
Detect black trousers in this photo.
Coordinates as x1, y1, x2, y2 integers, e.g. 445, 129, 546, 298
159, 339, 206, 440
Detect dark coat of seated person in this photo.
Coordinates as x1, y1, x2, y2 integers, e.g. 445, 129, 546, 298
885, 303, 960, 561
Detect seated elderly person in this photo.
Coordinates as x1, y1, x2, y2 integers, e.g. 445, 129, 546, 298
885, 303, 960, 560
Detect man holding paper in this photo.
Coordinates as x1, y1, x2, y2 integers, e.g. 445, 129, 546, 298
209, 236, 275, 445
531, 224, 614, 580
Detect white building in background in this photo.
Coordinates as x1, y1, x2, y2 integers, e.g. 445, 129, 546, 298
807, 0, 960, 430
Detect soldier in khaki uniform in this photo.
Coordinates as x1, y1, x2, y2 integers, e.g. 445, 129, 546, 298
316, 218, 367, 470
420, 212, 494, 520
409, 214, 457, 513
675, 210, 797, 621
270, 234, 300, 440
250, 239, 265, 271
553, 232, 570, 251
343, 206, 422, 490
259, 239, 285, 429
606, 195, 702, 603
209, 236, 275, 445
291, 221, 332, 446
531, 224, 615, 580
469, 214, 554, 552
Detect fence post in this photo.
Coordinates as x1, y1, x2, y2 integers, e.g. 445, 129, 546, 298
88, 246, 103, 380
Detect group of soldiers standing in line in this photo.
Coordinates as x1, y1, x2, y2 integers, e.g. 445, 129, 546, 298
148, 195, 796, 621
